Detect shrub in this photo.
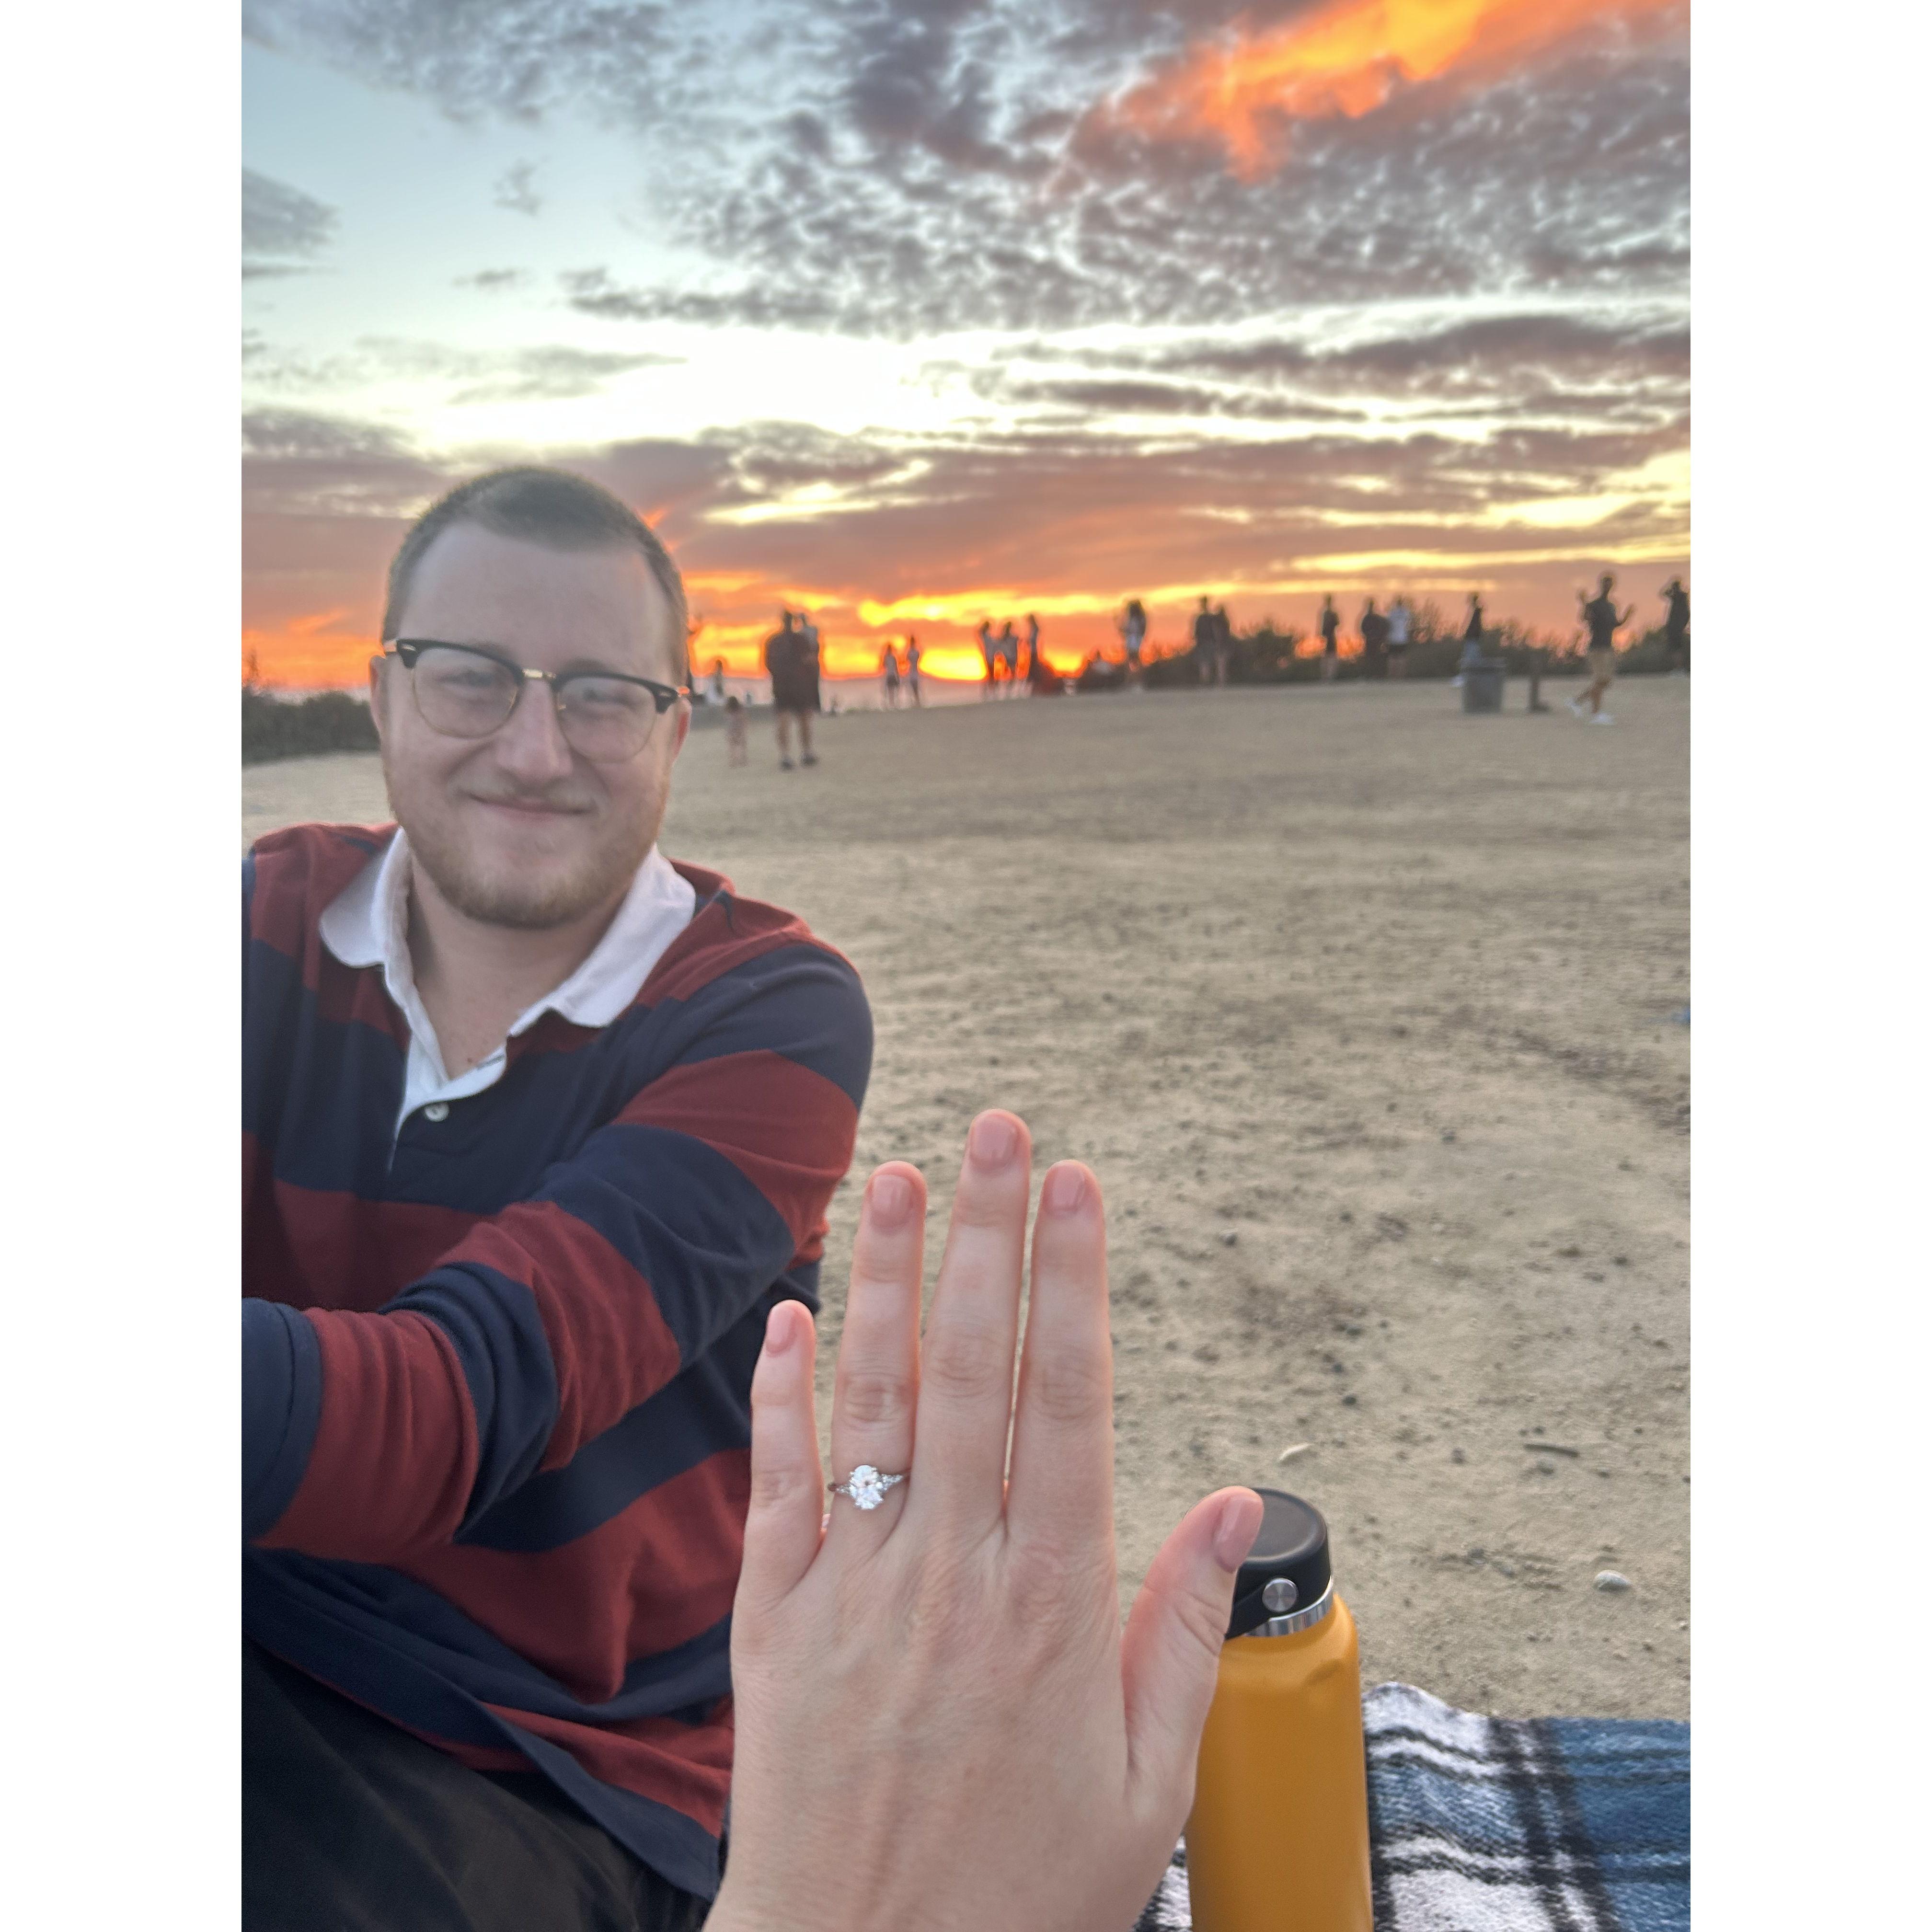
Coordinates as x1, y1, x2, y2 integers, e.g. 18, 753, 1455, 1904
242, 687, 381, 764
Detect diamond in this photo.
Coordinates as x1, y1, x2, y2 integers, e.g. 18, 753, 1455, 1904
848, 1464, 886, 1510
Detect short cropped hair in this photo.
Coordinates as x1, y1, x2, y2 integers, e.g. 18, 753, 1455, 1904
382, 467, 689, 681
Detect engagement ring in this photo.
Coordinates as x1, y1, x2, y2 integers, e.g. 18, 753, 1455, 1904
828, 1464, 907, 1511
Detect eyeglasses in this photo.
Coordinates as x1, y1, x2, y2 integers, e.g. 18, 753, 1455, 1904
383, 639, 687, 763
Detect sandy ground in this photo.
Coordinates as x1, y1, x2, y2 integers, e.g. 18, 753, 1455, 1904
243, 675, 1689, 1719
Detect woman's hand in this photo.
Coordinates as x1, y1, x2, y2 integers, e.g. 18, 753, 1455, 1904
708, 1111, 1264, 1932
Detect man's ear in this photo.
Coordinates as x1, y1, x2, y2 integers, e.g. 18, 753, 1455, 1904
669, 699, 692, 761
367, 654, 389, 740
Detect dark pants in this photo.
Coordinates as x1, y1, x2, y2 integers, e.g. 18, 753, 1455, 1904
244, 1641, 710, 1932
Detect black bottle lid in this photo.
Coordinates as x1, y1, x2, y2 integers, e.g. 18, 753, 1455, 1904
1224, 1490, 1333, 1638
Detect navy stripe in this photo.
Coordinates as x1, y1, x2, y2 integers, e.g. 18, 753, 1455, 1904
460, 1310, 762, 1552
642, 942, 872, 1108
540, 1126, 801, 1365
244, 1561, 726, 1897
245, 1552, 734, 1723
392, 1262, 562, 1526
242, 1299, 324, 1540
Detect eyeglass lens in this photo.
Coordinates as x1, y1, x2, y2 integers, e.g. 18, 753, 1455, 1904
410, 646, 659, 760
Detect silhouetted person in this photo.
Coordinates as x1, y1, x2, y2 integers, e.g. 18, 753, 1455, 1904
706, 655, 727, 706
1572, 573, 1632, 724
1454, 593, 1486, 685
1318, 594, 1340, 681
881, 642, 901, 708
1360, 598, 1389, 679
1028, 631, 1061, 695
724, 693, 748, 765
905, 634, 922, 705
1660, 578, 1690, 674
979, 620, 997, 698
1386, 596, 1412, 678
1025, 613, 1041, 682
1192, 597, 1218, 685
1212, 603, 1233, 685
998, 621, 1020, 695
764, 609, 816, 768
1119, 599, 1147, 688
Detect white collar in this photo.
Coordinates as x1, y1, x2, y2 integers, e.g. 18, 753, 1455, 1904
319, 828, 697, 1119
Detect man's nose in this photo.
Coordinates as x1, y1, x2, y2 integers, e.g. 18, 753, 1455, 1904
494, 676, 576, 781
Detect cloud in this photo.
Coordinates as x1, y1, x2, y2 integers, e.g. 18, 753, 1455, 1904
243, 335, 685, 404
453, 267, 532, 291
243, 1, 1687, 336
493, 160, 542, 215
242, 167, 339, 277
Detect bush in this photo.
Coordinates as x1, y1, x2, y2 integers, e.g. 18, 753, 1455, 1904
242, 687, 380, 764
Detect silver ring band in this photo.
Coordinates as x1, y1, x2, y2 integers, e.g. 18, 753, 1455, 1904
828, 1463, 907, 1511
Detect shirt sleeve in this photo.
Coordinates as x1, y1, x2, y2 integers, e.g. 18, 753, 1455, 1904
243, 938, 872, 1561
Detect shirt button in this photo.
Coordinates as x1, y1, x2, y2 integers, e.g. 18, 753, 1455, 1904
423, 1102, 450, 1122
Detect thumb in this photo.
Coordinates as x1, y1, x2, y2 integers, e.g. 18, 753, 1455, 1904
1119, 1487, 1264, 1809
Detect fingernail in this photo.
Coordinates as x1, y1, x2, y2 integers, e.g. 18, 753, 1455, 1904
969, 1111, 1019, 1168
870, 1171, 912, 1229
1213, 1491, 1261, 1571
764, 1303, 796, 1356
1041, 1163, 1088, 1215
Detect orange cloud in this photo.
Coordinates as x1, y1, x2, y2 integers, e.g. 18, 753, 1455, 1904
1104, 0, 1678, 179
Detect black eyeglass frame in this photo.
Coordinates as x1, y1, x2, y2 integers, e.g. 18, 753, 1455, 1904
382, 637, 689, 756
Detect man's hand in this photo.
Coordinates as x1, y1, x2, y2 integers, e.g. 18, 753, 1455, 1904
708, 1112, 1263, 1932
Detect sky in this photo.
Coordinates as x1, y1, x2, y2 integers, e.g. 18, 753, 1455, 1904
242, 0, 1689, 687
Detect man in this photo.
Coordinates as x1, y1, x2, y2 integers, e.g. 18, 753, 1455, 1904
1192, 595, 1218, 685
242, 468, 874, 1930
1024, 612, 1041, 683
1452, 592, 1486, 688
1318, 594, 1340, 681
1212, 602, 1234, 685
1573, 572, 1633, 722
1660, 576, 1690, 674
998, 620, 1020, 695
764, 607, 819, 767
1386, 595, 1411, 678
978, 618, 997, 698
1359, 597, 1388, 679
905, 632, 922, 705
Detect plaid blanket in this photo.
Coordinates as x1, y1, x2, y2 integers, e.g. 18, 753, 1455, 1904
1136, 1683, 1689, 1932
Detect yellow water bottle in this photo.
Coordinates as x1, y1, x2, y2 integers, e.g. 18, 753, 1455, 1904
1185, 1489, 1372, 1932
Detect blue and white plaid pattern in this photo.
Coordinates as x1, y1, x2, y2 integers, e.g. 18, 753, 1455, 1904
1135, 1683, 1689, 1931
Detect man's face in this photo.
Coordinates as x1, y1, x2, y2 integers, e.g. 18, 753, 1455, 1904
370, 523, 689, 931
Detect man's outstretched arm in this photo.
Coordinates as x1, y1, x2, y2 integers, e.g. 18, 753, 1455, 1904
243, 941, 871, 1561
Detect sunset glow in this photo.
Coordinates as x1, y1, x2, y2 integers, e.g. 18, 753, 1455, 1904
243, 3, 1687, 691
1104, 0, 1677, 179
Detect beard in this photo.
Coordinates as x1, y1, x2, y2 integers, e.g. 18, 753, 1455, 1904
387, 764, 662, 932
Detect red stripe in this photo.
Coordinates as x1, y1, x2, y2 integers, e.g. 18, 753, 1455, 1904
261, 1307, 480, 1556
444, 1202, 683, 1472
247, 1179, 483, 1311
483, 1701, 734, 1838
621, 1050, 858, 1261
248, 824, 394, 992
399, 1447, 750, 1706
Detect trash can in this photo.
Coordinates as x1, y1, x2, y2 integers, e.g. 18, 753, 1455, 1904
1461, 658, 1506, 713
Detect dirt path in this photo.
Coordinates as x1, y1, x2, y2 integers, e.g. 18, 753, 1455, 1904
245, 675, 1689, 1717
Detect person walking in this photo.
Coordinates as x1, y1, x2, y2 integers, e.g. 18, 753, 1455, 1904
1119, 598, 1147, 689
1572, 573, 1633, 723
1386, 596, 1412, 678
1318, 594, 1340, 681
979, 620, 997, 698
724, 692, 748, 765
1359, 598, 1388, 679
905, 634, 922, 705
1192, 596, 1218, 685
881, 642, 901, 709
999, 621, 1021, 695
763, 608, 817, 768
1660, 577, 1690, 674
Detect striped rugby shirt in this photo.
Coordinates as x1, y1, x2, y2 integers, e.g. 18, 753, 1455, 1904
242, 821, 872, 1898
